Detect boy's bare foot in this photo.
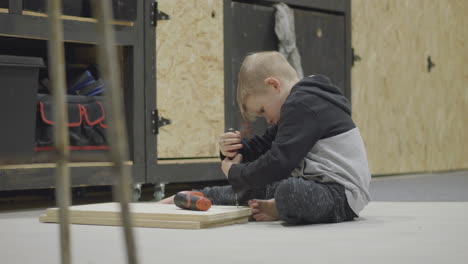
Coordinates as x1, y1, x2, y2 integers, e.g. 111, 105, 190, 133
248, 199, 280, 221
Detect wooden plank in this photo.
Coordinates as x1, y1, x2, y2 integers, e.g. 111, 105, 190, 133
39, 214, 248, 229
45, 203, 252, 222
156, 0, 225, 159
0, 161, 133, 170
0, 13, 137, 45
264, 0, 346, 13
0, 163, 145, 192
351, 0, 468, 174
157, 158, 220, 164
8, 0, 22, 14
148, 162, 224, 183
21, 10, 134, 26
0, 33, 91, 44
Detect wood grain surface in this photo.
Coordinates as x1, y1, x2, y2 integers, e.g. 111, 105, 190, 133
44, 202, 251, 223
39, 214, 248, 229
351, 0, 468, 174
156, 0, 225, 159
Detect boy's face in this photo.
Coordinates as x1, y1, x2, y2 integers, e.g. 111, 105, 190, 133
245, 83, 286, 125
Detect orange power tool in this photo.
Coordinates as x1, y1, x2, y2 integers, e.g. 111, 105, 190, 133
174, 191, 212, 211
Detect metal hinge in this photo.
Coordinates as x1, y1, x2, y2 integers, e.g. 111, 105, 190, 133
151, 110, 171, 134
427, 56, 435, 72
151, 1, 170, 27
352, 48, 361, 66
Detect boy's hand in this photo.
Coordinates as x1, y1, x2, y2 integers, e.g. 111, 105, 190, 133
221, 154, 243, 178
219, 130, 243, 158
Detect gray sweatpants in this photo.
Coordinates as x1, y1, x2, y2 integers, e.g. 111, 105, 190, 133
200, 177, 357, 224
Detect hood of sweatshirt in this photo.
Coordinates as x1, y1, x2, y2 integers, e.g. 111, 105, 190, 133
290, 74, 351, 115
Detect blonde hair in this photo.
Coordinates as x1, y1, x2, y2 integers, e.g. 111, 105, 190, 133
237, 51, 298, 121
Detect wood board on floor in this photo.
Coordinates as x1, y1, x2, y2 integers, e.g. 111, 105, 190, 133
45, 203, 251, 222
39, 214, 248, 229
39, 203, 252, 229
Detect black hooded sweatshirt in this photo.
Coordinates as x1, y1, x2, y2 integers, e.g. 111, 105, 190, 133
227, 75, 370, 206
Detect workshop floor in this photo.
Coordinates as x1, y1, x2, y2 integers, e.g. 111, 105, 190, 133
1, 170, 467, 264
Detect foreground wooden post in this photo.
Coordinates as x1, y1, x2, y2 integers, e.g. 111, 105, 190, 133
92, 1, 138, 264
46, 0, 72, 263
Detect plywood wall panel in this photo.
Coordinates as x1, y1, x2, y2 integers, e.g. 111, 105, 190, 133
156, 0, 224, 159
351, 0, 468, 174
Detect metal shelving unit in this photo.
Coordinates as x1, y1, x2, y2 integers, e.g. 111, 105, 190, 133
0, 0, 150, 191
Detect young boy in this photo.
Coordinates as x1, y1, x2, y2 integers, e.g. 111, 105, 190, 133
161, 51, 371, 224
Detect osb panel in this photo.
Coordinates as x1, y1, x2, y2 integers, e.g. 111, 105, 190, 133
351, 0, 468, 174
156, 0, 224, 158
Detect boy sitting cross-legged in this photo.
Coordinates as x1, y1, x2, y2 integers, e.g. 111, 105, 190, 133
160, 51, 371, 224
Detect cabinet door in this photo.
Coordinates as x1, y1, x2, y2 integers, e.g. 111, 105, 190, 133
294, 9, 346, 91
155, 0, 225, 159
230, 2, 275, 137
230, 2, 346, 136
351, 0, 468, 174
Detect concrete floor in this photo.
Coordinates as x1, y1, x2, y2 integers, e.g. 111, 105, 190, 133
1, 170, 468, 264
370, 170, 468, 202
